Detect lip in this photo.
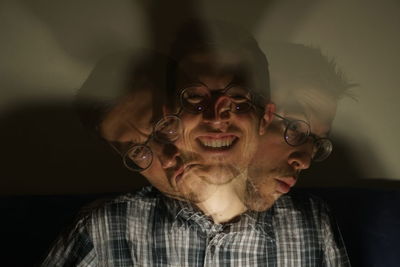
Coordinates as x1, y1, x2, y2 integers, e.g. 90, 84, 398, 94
195, 133, 239, 154
274, 176, 297, 194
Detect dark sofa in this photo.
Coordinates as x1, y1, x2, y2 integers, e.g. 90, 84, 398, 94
2, 188, 399, 267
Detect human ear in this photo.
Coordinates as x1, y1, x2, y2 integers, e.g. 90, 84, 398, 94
259, 103, 276, 135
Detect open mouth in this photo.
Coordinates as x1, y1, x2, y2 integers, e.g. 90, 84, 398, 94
196, 135, 238, 150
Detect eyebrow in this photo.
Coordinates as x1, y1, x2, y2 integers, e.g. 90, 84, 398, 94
182, 80, 239, 91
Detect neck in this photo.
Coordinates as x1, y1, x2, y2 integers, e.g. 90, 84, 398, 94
195, 173, 248, 224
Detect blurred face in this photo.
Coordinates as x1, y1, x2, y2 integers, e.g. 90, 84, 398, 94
245, 89, 337, 211
99, 90, 176, 195
99, 90, 220, 203
173, 52, 263, 186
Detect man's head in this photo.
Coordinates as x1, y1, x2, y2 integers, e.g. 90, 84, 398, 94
165, 21, 272, 186
98, 89, 183, 197
245, 43, 355, 211
76, 50, 231, 205
75, 52, 186, 199
99, 89, 227, 203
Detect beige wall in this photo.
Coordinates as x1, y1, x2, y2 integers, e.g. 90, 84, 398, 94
1, 0, 399, 194
274, 0, 400, 180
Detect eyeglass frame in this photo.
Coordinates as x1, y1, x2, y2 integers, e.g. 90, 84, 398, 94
178, 82, 266, 114
272, 112, 333, 162
107, 111, 182, 172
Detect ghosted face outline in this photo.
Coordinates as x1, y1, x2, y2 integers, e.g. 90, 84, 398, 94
107, 114, 182, 172
99, 90, 225, 203
245, 89, 337, 211
172, 51, 265, 186
98, 90, 187, 199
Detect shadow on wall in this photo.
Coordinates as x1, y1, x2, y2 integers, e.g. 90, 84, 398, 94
0, 103, 149, 195
18, 0, 320, 59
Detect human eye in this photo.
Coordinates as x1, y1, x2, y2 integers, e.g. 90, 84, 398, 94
186, 94, 204, 104
287, 121, 301, 132
285, 120, 309, 144
154, 116, 181, 143
123, 144, 153, 171
183, 86, 207, 104
227, 86, 251, 103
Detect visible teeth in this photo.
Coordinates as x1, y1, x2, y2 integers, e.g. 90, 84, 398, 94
199, 136, 235, 148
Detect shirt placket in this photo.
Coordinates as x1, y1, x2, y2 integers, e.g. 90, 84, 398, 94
204, 224, 226, 267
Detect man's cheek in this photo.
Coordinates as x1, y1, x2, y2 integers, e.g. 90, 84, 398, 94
181, 130, 194, 151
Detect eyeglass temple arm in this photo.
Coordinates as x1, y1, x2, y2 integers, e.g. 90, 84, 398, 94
107, 141, 124, 157
272, 112, 291, 123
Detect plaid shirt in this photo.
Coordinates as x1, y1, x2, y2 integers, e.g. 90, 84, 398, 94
42, 186, 350, 266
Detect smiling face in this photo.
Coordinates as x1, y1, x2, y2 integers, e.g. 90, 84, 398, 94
99, 89, 222, 203
245, 87, 337, 211
172, 51, 264, 185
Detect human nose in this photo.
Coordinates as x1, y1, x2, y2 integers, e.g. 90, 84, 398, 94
287, 143, 313, 171
202, 95, 231, 125
159, 143, 181, 169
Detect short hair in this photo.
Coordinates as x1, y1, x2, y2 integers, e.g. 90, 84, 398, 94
265, 42, 356, 110
166, 20, 271, 110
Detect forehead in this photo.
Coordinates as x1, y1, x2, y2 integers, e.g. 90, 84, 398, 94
177, 52, 246, 86
179, 51, 240, 69
99, 91, 153, 143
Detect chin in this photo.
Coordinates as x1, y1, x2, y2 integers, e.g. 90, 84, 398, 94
245, 196, 276, 212
180, 190, 213, 204
191, 164, 240, 185
178, 179, 218, 203
244, 184, 280, 212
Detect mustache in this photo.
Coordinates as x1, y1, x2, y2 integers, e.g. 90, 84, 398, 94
269, 166, 299, 178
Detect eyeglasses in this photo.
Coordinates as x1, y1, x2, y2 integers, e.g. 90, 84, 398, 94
180, 84, 258, 114
109, 115, 182, 172
273, 113, 333, 162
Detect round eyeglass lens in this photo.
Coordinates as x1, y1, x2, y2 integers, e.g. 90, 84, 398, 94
225, 86, 252, 113
312, 138, 333, 162
284, 120, 310, 146
123, 145, 153, 172
153, 115, 182, 143
181, 86, 208, 114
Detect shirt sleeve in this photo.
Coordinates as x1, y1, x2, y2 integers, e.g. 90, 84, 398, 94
41, 216, 97, 267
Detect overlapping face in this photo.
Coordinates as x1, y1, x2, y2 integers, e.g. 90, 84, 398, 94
245, 88, 337, 211
171, 52, 264, 188
99, 46, 337, 214
99, 51, 276, 209
99, 89, 222, 203
99, 90, 176, 196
